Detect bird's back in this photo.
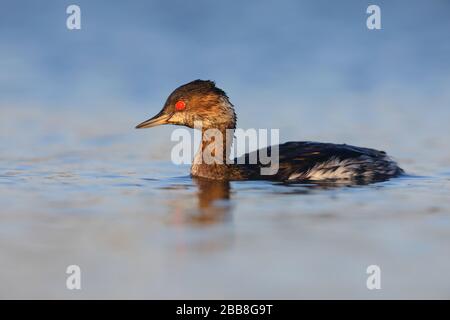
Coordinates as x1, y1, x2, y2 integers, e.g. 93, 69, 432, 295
232, 141, 403, 182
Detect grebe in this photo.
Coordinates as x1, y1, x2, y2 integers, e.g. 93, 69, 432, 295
136, 80, 403, 182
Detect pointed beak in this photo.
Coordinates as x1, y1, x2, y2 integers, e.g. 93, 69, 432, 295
135, 111, 172, 129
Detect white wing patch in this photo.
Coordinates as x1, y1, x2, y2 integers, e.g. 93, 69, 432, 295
288, 155, 399, 181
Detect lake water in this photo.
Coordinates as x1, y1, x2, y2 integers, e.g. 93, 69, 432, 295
1, 0, 450, 299
1, 103, 450, 299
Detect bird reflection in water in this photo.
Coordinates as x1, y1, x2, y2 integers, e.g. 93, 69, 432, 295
167, 177, 232, 225
193, 177, 231, 224
165, 177, 377, 225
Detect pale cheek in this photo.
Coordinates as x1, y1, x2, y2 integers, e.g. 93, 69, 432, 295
169, 112, 187, 124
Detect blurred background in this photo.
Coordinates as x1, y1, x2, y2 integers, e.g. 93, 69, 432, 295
1, 0, 450, 299
1, 0, 449, 169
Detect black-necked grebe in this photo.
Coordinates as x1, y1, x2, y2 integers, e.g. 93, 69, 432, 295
136, 80, 403, 182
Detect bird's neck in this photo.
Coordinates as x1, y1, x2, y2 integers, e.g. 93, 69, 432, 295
191, 105, 236, 179
192, 126, 234, 172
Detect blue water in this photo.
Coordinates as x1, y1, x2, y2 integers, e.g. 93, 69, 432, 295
1, 0, 450, 298
1, 144, 450, 298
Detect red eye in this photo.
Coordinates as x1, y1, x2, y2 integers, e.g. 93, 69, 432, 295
175, 100, 186, 111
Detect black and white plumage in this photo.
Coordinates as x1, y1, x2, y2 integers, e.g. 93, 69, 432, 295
234, 141, 403, 182
136, 80, 404, 183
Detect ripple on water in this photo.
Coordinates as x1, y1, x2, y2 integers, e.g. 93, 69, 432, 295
1, 157, 450, 298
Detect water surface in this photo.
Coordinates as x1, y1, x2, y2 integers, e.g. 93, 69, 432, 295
1, 132, 450, 298
1, 0, 450, 299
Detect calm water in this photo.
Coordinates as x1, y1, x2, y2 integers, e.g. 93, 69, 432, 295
1, 0, 450, 299
1, 105, 450, 299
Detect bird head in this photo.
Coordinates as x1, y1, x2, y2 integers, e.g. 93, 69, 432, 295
136, 80, 236, 130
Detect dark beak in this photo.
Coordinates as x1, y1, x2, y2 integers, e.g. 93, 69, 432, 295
135, 110, 172, 129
